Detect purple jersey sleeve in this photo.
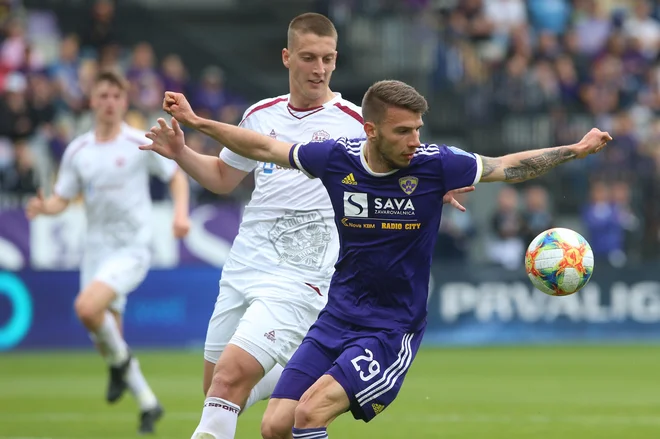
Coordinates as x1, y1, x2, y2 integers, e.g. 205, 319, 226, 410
288, 138, 339, 179
438, 145, 482, 191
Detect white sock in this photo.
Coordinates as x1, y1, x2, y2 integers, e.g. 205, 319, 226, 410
126, 358, 159, 411
244, 363, 284, 410
92, 311, 129, 366
191, 397, 240, 439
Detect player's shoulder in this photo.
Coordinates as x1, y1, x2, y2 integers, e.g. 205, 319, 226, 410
326, 137, 363, 157
62, 130, 94, 162
240, 94, 289, 124
330, 95, 363, 125
121, 123, 148, 146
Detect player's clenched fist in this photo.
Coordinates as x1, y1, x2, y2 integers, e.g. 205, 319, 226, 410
576, 128, 613, 158
162, 91, 196, 127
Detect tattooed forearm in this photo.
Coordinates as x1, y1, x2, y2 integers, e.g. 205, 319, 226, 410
481, 157, 501, 178
502, 147, 576, 182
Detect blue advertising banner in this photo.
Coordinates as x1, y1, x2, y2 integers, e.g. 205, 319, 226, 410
2, 263, 660, 351
1, 268, 221, 351
426, 264, 660, 345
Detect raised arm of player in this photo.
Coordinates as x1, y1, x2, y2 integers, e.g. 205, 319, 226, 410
139, 117, 250, 195
160, 91, 294, 168
143, 117, 294, 170
479, 128, 612, 183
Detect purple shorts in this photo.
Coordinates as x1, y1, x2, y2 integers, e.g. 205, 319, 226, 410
272, 310, 425, 422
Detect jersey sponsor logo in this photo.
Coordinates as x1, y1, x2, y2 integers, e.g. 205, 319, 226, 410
343, 192, 368, 218
262, 162, 276, 174
372, 403, 386, 415
268, 129, 277, 138
374, 198, 415, 216
341, 173, 358, 185
268, 210, 332, 270
399, 176, 418, 195
311, 129, 330, 142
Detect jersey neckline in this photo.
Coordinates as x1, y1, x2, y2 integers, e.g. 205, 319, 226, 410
359, 141, 398, 177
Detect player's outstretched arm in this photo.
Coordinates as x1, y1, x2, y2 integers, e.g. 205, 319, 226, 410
479, 128, 612, 183
161, 91, 293, 168
141, 118, 250, 194
192, 116, 293, 168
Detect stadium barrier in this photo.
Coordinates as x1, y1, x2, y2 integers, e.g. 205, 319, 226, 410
2, 262, 660, 351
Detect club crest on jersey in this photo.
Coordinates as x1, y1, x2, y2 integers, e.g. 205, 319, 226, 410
311, 130, 330, 142
399, 176, 418, 195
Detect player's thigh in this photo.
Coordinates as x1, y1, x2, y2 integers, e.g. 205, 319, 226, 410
93, 249, 150, 314
238, 280, 327, 368
270, 312, 340, 402
328, 326, 425, 422
203, 274, 249, 368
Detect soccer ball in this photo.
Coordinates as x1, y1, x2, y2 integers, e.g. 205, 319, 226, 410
524, 228, 594, 296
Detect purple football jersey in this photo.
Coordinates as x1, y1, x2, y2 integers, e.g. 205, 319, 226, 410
289, 138, 481, 331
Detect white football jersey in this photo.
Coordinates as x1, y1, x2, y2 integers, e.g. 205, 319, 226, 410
221, 93, 364, 284
54, 123, 177, 252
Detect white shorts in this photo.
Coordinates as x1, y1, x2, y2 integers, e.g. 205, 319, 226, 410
80, 248, 150, 314
204, 258, 328, 371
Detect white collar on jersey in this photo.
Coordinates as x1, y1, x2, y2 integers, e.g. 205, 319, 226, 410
286, 92, 343, 112
359, 141, 398, 177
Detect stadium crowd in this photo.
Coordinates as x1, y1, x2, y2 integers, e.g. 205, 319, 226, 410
0, 0, 658, 265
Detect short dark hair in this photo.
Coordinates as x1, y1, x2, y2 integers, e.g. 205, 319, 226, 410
93, 69, 128, 91
287, 13, 338, 48
361, 80, 428, 124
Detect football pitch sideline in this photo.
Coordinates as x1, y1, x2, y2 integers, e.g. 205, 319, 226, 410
1, 346, 659, 439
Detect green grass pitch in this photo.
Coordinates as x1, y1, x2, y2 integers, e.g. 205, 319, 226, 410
1, 346, 659, 439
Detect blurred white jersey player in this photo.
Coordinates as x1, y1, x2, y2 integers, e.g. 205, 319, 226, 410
26, 70, 190, 434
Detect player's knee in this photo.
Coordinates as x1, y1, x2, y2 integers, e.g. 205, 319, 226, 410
294, 399, 323, 428
208, 362, 254, 402
260, 415, 292, 439
74, 295, 103, 327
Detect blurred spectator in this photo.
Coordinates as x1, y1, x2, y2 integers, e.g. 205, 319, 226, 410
0, 72, 37, 141
435, 192, 476, 262
582, 180, 626, 266
573, 0, 612, 56
522, 184, 553, 244
160, 54, 190, 94
623, 0, 660, 60
50, 34, 85, 113
193, 66, 245, 125
80, 0, 119, 57
488, 186, 526, 270
0, 139, 38, 195
127, 42, 164, 114
611, 179, 642, 260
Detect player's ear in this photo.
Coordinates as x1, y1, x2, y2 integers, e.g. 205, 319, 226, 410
364, 121, 376, 140
282, 48, 290, 69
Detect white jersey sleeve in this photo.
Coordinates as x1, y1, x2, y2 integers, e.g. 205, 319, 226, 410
218, 107, 260, 172
54, 134, 89, 199
147, 150, 178, 182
